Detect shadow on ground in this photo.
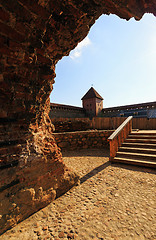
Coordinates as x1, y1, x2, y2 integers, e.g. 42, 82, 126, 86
112, 162, 156, 175
80, 161, 110, 184
62, 148, 110, 158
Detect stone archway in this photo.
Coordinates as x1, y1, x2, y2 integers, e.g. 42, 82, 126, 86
0, 0, 156, 234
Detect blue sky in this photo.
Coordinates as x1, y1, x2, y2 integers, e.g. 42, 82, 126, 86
50, 13, 156, 108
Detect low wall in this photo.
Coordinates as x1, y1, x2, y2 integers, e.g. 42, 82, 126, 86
53, 130, 113, 151
51, 118, 91, 132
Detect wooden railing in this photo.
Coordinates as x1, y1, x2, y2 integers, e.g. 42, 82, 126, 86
108, 116, 133, 161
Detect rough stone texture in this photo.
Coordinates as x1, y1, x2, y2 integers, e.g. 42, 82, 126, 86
0, 0, 156, 234
52, 118, 91, 133
53, 130, 113, 150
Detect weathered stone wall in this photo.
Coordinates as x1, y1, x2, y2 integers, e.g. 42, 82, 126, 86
52, 118, 91, 132
0, 0, 156, 234
53, 130, 113, 151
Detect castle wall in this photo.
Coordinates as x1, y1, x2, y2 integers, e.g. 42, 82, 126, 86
102, 101, 156, 118
50, 105, 86, 119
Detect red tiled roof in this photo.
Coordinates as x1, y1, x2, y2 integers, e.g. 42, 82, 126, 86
81, 87, 103, 100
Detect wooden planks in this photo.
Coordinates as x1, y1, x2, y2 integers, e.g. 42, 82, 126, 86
108, 116, 133, 161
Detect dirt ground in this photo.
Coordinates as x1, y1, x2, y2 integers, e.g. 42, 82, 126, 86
1, 148, 156, 240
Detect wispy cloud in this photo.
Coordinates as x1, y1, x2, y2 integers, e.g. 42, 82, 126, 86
70, 36, 91, 60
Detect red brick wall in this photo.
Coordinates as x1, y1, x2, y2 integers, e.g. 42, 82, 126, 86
83, 98, 97, 116
82, 98, 103, 116
96, 98, 103, 116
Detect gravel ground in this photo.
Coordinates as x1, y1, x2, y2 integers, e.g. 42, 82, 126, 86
1, 148, 156, 240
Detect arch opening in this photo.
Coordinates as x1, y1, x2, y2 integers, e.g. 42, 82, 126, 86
51, 13, 156, 109
0, 0, 156, 234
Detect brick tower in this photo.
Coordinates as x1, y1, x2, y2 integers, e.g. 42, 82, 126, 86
81, 87, 103, 117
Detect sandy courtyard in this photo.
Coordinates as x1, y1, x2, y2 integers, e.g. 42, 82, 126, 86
0, 148, 156, 240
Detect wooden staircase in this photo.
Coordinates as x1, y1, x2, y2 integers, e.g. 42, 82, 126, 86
113, 131, 156, 168
108, 117, 156, 168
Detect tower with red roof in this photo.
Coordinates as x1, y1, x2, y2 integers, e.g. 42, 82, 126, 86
81, 87, 103, 117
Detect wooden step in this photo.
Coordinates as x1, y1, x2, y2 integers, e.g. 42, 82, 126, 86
112, 157, 156, 168
110, 130, 156, 168
116, 151, 156, 162
128, 134, 156, 139
122, 142, 156, 149
125, 138, 156, 144
131, 132, 156, 136
120, 146, 156, 155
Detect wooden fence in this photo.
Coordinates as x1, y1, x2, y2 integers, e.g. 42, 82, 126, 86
91, 117, 126, 130
132, 118, 156, 130
51, 117, 156, 131
91, 117, 156, 130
